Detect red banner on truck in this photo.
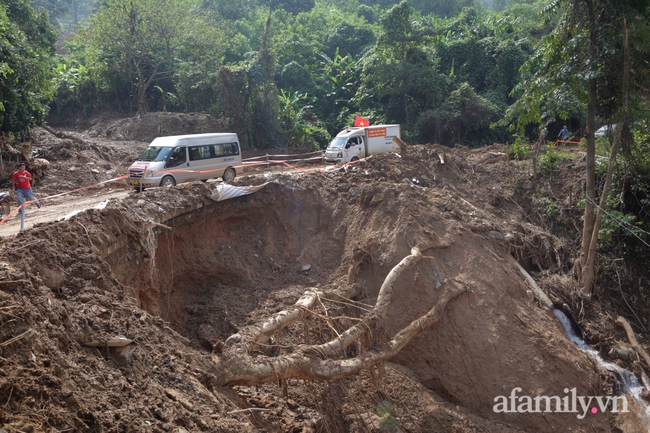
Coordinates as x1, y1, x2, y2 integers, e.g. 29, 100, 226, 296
368, 128, 387, 138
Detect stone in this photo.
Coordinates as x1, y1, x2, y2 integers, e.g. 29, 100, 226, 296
369, 192, 385, 206
198, 324, 219, 347
40, 267, 66, 290
153, 408, 166, 421
488, 231, 504, 240
618, 347, 634, 361
608, 348, 618, 359
62, 393, 80, 408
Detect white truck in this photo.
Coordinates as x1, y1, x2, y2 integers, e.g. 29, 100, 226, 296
324, 124, 401, 164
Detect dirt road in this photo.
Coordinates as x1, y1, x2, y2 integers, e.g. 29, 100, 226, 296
0, 186, 130, 236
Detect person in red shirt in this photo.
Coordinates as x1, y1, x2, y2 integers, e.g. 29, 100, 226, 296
11, 162, 41, 214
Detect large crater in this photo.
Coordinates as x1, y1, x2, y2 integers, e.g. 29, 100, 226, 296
95, 176, 609, 432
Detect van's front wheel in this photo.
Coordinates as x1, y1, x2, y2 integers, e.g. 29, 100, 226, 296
160, 175, 176, 187
350, 156, 359, 162
222, 168, 236, 183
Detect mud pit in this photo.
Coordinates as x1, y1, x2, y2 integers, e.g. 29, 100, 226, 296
0, 135, 624, 432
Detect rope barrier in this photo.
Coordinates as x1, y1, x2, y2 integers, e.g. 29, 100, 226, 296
554, 139, 582, 146
0, 174, 129, 227
242, 150, 325, 161
242, 156, 324, 166
271, 155, 324, 164
0, 151, 382, 228
0, 202, 27, 225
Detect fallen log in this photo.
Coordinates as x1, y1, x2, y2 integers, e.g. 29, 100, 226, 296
41, 125, 85, 145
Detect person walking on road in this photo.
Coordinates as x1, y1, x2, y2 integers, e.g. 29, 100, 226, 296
12, 162, 41, 214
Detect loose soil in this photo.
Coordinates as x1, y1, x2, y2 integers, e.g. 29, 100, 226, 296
0, 113, 645, 433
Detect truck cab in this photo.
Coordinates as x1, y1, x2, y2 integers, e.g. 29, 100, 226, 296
325, 130, 366, 163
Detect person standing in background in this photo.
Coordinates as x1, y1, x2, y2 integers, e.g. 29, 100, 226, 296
12, 162, 41, 214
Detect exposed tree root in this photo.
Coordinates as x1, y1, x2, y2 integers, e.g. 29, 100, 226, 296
213, 246, 465, 386
227, 285, 363, 354
616, 316, 650, 371
511, 258, 552, 308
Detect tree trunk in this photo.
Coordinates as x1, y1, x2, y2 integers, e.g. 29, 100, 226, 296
137, 68, 148, 116
579, 78, 597, 288
582, 22, 630, 293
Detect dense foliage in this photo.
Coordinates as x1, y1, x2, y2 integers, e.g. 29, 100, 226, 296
41, 0, 551, 149
0, 0, 56, 138
20, 0, 649, 150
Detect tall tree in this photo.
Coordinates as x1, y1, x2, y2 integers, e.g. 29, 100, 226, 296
501, 0, 650, 292
0, 0, 56, 137
30, 0, 70, 25
82, 0, 199, 114
358, 1, 448, 131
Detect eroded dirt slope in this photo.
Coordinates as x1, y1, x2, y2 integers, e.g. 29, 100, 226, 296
0, 120, 635, 432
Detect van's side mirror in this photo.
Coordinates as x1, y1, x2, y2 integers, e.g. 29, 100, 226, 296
345, 143, 351, 149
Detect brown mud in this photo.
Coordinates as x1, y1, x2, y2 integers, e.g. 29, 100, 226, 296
0, 114, 645, 432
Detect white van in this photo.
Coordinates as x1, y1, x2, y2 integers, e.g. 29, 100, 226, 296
127, 133, 242, 190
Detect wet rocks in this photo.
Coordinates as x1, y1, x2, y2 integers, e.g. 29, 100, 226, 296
608, 345, 635, 361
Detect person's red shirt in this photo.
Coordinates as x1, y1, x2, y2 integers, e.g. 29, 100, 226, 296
12, 169, 33, 190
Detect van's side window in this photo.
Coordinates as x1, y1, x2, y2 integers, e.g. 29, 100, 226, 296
190, 143, 239, 160
189, 145, 213, 161
168, 147, 186, 166
214, 143, 239, 157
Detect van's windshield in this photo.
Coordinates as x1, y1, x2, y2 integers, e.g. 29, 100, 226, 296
138, 146, 174, 162
327, 138, 347, 149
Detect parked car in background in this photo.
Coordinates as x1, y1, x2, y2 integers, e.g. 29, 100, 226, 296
595, 124, 616, 137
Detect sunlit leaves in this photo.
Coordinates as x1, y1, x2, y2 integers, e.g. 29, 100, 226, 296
0, 0, 56, 137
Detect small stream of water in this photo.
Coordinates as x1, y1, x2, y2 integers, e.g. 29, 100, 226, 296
554, 309, 650, 431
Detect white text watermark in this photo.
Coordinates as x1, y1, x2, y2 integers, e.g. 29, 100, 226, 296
493, 387, 628, 419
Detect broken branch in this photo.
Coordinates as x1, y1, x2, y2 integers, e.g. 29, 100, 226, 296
616, 316, 650, 370
0, 328, 35, 347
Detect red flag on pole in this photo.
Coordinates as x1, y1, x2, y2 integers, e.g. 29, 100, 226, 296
354, 116, 370, 127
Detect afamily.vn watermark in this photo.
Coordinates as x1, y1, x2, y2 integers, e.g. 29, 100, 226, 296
493, 388, 628, 419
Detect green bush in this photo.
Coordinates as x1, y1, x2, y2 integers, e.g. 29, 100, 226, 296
509, 135, 530, 160
539, 144, 568, 174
